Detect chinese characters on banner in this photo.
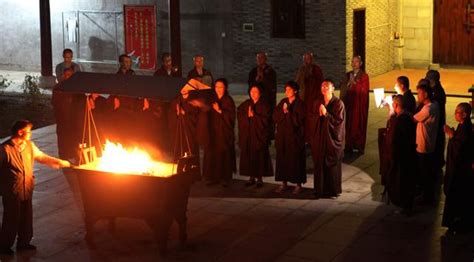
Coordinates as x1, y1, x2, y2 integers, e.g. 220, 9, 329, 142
124, 5, 157, 70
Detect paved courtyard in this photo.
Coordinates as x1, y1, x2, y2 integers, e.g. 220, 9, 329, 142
1, 90, 473, 261
1, 63, 474, 262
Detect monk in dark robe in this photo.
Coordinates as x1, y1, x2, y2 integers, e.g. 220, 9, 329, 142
309, 79, 345, 198
248, 52, 277, 110
384, 95, 417, 215
187, 55, 213, 87
203, 79, 236, 186
379, 76, 416, 186
426, 70, 447, 173
274, 81, 306, 194
442, 103, 474, 233
238, 84, 273, 188
154, 53, 180, 77
169, 91, 210, 180
341, 55, 369, 153
169, 94, 200, 158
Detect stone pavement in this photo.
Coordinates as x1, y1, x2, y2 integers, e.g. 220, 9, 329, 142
0, 94, 473, 262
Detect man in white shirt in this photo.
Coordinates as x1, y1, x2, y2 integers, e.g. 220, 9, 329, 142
413, 81, 439, 205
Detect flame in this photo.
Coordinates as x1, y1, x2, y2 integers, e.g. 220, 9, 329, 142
90, 140, 176, 177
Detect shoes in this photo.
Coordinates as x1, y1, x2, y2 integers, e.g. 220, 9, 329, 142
292, 186, 302, 194
275, 185, 287, 193
0, 247, 14, 255
256, 181, 263, 188
16, 244, 37, 251
245, 179, 256, 186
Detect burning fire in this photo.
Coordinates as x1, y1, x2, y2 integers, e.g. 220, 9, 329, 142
84, 140, 176, 177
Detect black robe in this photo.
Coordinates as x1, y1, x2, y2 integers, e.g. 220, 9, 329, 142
402, 90, 417, 115
433, 83, 447, 169
309, 96, 345, 197
442, 120, 474, 230
273, 97, 306, 184
248, 65, 277, 110
385, 112, 417, 209
52, 88, 86, 160
237, 98, 273, 178
203, 95, 237, 182
378, 89, 417, 180
169, 97, 201, 159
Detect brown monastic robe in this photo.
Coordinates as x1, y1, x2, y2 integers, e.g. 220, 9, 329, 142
442, 120, 474, 230
385, 112, 417, 210
203, 94, 237, 183
237, 98, 273, 179
273, 97, 306, 184
309, 96, 345, 197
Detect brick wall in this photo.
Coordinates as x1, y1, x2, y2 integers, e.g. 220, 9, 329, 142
346, 0, 399, 77
401, 0, 433, 68
231, 0, 347, 85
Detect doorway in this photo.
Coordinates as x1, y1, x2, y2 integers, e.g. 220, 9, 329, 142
353, 9, 366, 69
433, 0, 474, 65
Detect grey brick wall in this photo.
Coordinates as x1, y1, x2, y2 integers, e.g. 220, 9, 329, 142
231, 0, 347, 86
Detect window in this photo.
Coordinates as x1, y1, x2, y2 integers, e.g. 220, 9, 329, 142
271, 0, 305, 39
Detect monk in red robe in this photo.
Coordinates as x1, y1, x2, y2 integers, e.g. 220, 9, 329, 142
341, 55, 369, 153
295, 52, 323, 141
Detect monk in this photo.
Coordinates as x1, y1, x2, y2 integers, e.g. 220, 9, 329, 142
203, 78, 236, 187
309, 79, 345, 198
379, 76, 416, 186
341, 55, 369, 153
384, 95, 417, 215
442, 103, 473, 233
273, 81, 306, 194
237, 84, 273, 188
426, 70, 447, 175
295, 52, 324, 104
248, 52, 277, 110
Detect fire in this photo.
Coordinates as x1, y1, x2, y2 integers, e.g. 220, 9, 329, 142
86, 140, 176, 177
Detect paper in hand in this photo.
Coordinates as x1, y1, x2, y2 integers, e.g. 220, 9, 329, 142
374, 88, 385, 108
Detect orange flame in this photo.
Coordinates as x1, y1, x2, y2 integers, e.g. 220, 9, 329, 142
89, 140, 176, 177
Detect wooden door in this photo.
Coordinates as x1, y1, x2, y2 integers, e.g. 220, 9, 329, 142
353, 9, 366, 68
433, 0, 474, 65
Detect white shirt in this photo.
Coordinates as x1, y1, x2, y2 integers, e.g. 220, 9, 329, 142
413, 101, 439, 153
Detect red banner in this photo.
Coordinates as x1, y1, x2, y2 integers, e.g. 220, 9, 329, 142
124, 5, 157, 70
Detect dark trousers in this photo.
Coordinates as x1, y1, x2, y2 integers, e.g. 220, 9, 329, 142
417, 152, 437, 203
0, 195, 33, 248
